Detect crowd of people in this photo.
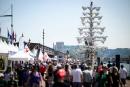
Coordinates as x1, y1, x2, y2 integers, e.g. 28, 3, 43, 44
0, 59, 128, 87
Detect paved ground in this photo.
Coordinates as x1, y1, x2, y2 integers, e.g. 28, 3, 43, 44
126, 80, 130, 87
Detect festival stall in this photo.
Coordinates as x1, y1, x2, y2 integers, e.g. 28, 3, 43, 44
0, 39, 9, 54
0, 39, 9, 72
0, 39, 18, 54
8, 49, 34, 61
0, 53, 8, 72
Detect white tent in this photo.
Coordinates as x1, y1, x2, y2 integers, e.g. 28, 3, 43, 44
38, 50, 44, 61
24, 45, 35, 57
9, 50, 34, 61
0, 39, 19, 54
8, 43, 18, 52
38, 51, 50, 62
32, 48, 37, 56
43, 52, 50, 61
0, 39, 9, 53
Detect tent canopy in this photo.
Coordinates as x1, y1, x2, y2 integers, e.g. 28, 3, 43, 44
0, 39, 18, 54
0, 39, 8, 53
9, 50, 34, 61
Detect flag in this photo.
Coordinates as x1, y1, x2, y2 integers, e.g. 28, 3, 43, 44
43, 52, 49, 61
7, 29, 11, 43
11, 29, 16, 43
7, 28, 17, 44
14, 32, 16, 42
7, 29, 10, 38
38, 50, 44, 61
12, 31, 14, 40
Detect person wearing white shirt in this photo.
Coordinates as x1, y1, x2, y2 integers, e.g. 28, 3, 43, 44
119, 65, 127, 87
70, 64, 83, 87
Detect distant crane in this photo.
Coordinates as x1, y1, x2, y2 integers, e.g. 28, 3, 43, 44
0, 4, 13, 32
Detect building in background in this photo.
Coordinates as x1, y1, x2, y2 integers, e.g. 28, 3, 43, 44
54, 42, 64, 52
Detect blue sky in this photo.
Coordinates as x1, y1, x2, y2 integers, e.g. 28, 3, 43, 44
0, 0, 130, 48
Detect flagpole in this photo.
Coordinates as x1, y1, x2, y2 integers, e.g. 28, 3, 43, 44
0, 27, 1, 36
0, 4, 13, 43
11, 4, 13, 33
43, 29, 45, 54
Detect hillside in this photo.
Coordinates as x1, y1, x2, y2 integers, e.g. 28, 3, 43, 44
61, 45, 130, 58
